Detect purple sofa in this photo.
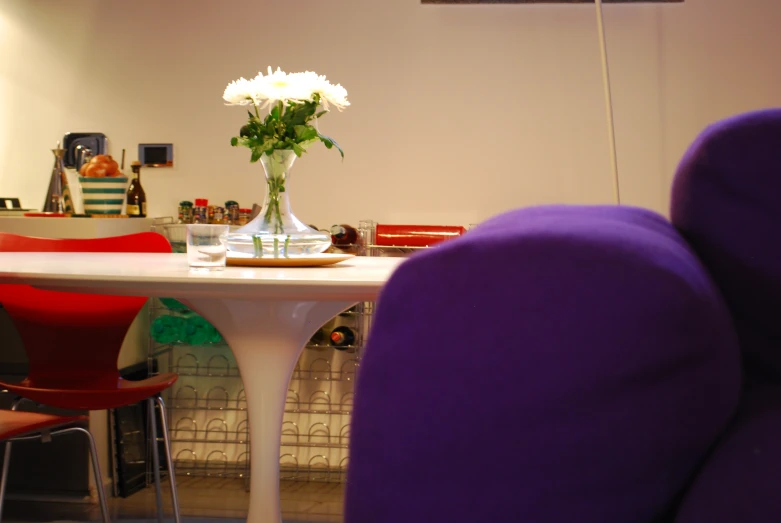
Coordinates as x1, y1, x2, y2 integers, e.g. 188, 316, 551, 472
345, 109, 781, 522
671, 108, 781, 522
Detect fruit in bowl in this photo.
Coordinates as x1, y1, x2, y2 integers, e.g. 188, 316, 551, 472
77, 155, 128, 215
79, 154, 121, 178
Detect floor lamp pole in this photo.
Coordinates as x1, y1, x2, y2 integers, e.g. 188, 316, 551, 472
595, 0, 621, 205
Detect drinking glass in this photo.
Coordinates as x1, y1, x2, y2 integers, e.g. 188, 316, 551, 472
186, 224, 229, 270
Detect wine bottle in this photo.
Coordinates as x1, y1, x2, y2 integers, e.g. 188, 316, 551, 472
329, 326, 356, 350
338, 305, 359, 317
330, 224, 362, 253
126, 161, 147, 217
308, 327, 330, 348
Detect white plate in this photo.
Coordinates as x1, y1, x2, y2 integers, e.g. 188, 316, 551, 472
226, 252, 354, 267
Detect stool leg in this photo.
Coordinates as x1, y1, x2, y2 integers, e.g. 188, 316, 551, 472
148, 397, 165, 523
156, 396, 181, 523
75, 427, 111, 523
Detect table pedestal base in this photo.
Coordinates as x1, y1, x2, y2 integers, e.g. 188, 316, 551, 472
182, 298, 353, 523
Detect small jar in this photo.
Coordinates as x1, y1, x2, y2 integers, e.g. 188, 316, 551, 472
225, 200, 240, 226
178, 201, 193, 224
213, 206, 225, 225
238, 208, 251, 226
193, 199, 208, 224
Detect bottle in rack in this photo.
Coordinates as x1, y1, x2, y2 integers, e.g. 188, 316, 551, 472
126, 161, 147, 217
329, 326, 356, 350
307, 327, 330, 348
338, 305, 359, 317
330, 224, 362, 254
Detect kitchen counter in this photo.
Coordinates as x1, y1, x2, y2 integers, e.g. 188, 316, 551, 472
0, 216, 156, 239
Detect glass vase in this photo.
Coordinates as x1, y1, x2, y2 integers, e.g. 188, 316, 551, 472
226, 149, 331, 258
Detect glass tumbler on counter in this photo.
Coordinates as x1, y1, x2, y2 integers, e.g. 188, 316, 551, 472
186, 224, 229, 270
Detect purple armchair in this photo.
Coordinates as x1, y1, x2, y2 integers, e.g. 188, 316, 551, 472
345, 109, 781, 522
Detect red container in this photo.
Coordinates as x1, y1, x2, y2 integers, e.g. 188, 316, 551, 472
374, 224, 466, 247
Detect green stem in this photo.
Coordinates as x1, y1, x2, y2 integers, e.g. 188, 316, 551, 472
263, 176, 285, 235
252, 235, 263, 257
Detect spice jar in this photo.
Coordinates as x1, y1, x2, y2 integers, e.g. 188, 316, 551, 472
225, 200, 240, 225
178, 201, 193, 224
193, 198, 208, 224
213, 206, 225, 225
238, 208, 251, 226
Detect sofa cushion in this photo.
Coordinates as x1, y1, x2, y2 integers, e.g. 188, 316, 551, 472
675, 381, 781, 523
670, 108, 781, 380
345, 205, 741, 523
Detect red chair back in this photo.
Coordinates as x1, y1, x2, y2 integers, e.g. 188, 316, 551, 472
0, 232, 171, 387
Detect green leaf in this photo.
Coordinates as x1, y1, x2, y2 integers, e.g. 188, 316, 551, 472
286, 101, 317, 126
294, 125, 317, 142
260, 137, 278, 151
270, 104, 280, 121
250, 148, 262, 163
290, 142, 305, 157
230, 136, 239, 147
314, 110, 328, 119
318, 133, 344, 159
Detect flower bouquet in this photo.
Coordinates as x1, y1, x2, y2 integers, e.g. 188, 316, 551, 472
222, 67, 349, 258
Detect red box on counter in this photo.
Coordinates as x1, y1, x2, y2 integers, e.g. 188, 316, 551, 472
374, 224, 466, 248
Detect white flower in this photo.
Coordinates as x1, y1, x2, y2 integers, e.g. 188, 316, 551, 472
251, 66, 312, 109
316, 80, 350, 111
222, 77, 255, 106
223, 67, 349, 112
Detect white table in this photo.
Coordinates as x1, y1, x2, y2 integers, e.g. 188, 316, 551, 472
0, 252, 405, 523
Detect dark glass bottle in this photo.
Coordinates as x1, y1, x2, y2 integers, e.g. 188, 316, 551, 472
330, 224, 362, 253
338, 305, 360, 317
329, 326, 356, 350
308, 327, 329, 347
126, 161, 147, 218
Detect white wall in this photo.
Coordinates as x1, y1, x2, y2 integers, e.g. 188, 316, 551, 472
1, 0, 780, 228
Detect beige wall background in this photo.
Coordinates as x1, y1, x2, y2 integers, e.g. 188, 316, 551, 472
1, 0, 780, 228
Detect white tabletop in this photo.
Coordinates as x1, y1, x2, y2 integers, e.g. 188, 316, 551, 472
0, 253, 406, 301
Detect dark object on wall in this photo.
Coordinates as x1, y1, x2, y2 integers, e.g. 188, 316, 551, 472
62, 133, 107, 169
138, 144, 174, 168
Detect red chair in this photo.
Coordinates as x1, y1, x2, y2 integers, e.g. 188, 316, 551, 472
0, 404, 108, 522
0, 232, 180, 522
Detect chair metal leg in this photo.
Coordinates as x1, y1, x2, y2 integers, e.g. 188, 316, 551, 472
0, 400, 110, 523
0, 439, 12, 522
148, 397, 165, 523
0, 398, 24, 521
156, 396, 181, 523
73, 427, 111, 523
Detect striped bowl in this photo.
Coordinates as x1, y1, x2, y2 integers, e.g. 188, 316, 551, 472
78, 176, 128, 215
